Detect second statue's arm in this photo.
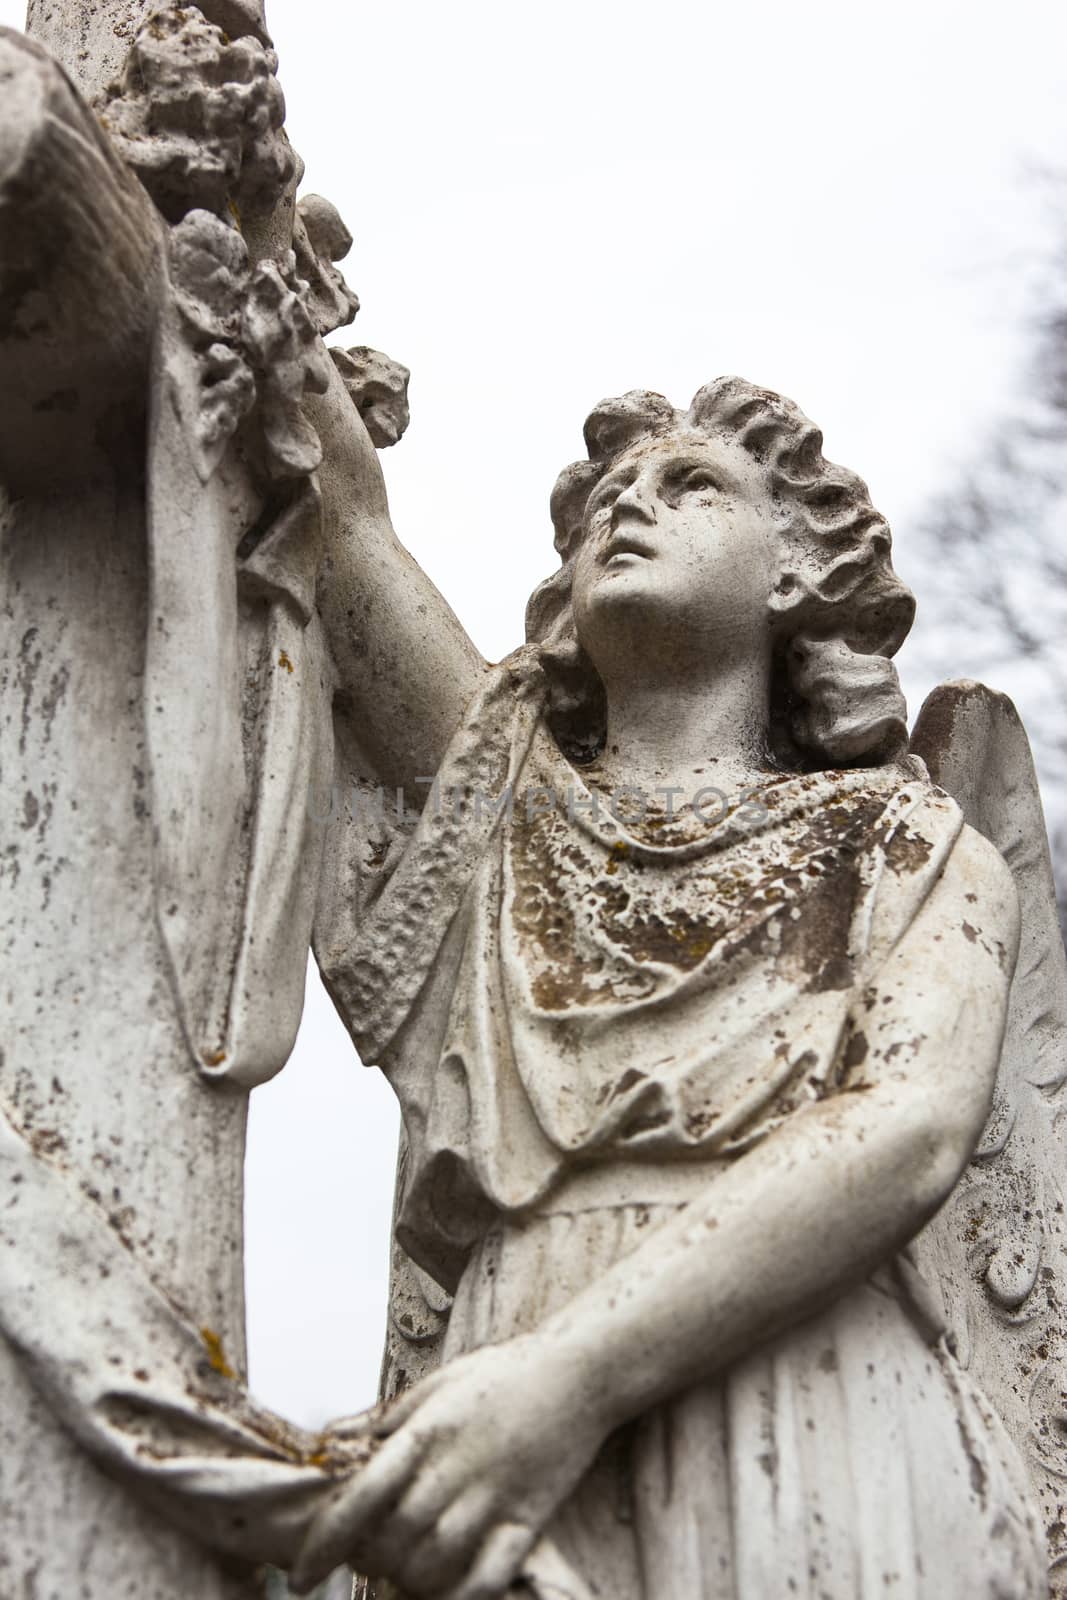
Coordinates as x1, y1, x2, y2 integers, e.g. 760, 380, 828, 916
0, 1097, 375, 1575
292, 822, 1019, 1598
308, 364, 487, 803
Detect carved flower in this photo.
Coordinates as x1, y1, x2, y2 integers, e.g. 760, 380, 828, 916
166, 215, 334, 481
241, 254, 332, 477
99, 5, 296, 224
294, 193, 360, 338
331, 346, 411, 449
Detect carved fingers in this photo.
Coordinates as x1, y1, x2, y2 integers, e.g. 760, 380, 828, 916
290, 1422, 426, 1587
291, 1337, 602, 1597
399, 1484, 503, 1594
373, 1370, 448, 1435
437, 1522, 539, 1600
295, 1417, 495, 1591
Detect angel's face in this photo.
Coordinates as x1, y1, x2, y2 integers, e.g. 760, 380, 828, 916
570, 430, 780, 683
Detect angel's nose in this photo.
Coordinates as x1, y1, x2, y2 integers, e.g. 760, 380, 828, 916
612, 471, 658, 525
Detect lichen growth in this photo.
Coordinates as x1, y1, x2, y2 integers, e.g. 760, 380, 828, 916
200, 1325, 235, 1379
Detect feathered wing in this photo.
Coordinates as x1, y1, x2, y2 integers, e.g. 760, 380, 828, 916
911, 680, 1067, 1587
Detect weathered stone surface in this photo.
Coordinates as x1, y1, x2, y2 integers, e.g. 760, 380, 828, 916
913, 680, 1067, 1580
0, 5, 371, 1597
0, 27, 162, 488
99, 5, 294, 224
295, 193, 360, 337
300, 381, 1065, 1597
25, 0, 272, 107
330, 345, 410, 448
5, 1, 1067, 1596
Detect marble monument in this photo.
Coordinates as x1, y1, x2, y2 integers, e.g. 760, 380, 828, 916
2, 4, 1066, 1598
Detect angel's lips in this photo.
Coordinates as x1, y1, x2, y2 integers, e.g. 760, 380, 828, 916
600, 535, 656, 566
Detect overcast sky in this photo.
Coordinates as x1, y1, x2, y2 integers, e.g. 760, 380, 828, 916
8, 0, 1067, 1428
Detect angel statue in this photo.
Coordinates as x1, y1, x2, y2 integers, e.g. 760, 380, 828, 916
2, 14, 1065, 1592
291, 372, 1067, 1600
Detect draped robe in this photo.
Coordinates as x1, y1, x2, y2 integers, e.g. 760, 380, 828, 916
321, 653, 1047, 1600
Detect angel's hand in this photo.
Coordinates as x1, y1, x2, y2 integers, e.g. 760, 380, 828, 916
289, 1332, 608, 1599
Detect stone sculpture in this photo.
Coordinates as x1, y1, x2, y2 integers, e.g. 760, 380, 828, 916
2, 3, 1067, 1598
330, 347, 411, 449
303, 383, 1067, 1600
0, 4, 410, 1596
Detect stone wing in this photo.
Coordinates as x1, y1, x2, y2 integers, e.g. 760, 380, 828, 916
911, 680, 1067, 1588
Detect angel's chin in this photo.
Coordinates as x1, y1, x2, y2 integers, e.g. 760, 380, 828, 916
588, 560, 658, 596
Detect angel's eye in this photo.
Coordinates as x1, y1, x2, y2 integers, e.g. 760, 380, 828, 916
681, 470, 720, 494
590, 471, 633, 517
586, 492, 615, 527
663, 466, 721, 502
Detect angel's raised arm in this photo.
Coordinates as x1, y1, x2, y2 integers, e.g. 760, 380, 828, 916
308, 362, 487, 801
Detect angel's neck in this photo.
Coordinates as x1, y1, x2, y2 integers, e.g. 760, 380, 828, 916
595, 655, 773, 803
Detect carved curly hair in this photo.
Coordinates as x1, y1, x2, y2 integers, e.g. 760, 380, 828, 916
525, 377, 915, 768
